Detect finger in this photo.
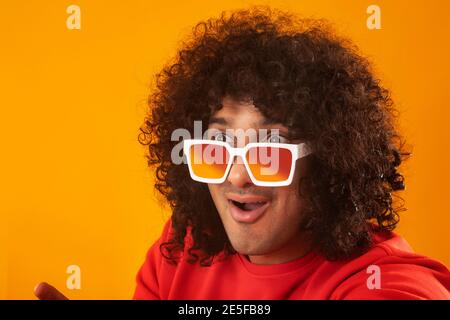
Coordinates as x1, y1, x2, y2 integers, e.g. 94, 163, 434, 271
34, 282, 69, 300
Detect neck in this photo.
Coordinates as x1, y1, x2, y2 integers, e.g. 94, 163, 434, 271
247, 232, 311, 265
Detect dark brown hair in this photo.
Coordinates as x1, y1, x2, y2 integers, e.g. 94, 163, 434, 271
138, 6, 409, 264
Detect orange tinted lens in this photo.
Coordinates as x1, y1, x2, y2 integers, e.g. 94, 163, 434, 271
190, 143, 230, 179
246, 146, 292, 182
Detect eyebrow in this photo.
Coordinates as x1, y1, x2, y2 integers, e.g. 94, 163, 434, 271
208, 116, 282, 127
262, 118, 281, 125
208, 117, 230, 125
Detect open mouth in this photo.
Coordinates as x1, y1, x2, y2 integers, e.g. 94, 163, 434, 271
230, 200, 267, 211
226, 193, 271, 223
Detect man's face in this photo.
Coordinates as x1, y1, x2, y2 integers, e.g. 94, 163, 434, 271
207, 97, 310, 262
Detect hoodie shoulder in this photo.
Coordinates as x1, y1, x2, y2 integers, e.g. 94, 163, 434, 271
331, 232, 450, 299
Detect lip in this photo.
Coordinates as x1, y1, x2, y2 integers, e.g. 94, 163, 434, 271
226, 193, 271, 224
225, 193, 271, 203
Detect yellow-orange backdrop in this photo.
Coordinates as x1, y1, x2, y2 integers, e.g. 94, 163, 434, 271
1, 0, 449, 299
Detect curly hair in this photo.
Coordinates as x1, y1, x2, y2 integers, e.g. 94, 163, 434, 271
138, 6, 410, 264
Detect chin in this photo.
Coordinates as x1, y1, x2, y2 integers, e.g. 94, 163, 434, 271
228, 239, 268, 256
228, 240, 254, 255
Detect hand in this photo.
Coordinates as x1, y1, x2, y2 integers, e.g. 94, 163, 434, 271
34, 282, 69, 300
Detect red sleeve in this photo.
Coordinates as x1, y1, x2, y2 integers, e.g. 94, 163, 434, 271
332, 260, 450, 300
133, 219, 172, 300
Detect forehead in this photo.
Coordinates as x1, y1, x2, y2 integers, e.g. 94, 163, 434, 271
209, 97, 281, 128
212, 97, 261, 118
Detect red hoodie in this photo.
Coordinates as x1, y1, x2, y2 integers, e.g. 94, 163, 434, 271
133, 219, 450, 300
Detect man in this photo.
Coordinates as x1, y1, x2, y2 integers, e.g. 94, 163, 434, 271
35, 7, 450, 300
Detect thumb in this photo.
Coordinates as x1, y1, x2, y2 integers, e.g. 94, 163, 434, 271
34, 282, 69, 300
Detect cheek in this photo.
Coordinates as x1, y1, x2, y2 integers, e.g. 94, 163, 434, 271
274, 189, 299, 210
280, 159, 309, 207
208, 184, 225, 210
272, 182, 304, 218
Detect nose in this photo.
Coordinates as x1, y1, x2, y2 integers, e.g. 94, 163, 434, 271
226, 155, 253, 188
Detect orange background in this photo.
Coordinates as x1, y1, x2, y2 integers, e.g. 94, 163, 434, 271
1, 0, 449, 299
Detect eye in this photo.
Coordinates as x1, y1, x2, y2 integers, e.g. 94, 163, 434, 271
210, 131, 233, 144
264, 133, 288, 143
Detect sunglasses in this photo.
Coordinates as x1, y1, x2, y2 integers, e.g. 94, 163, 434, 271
183, 139, 312, 187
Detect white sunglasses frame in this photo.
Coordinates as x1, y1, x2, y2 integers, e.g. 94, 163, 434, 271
183, 139, 312, 187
